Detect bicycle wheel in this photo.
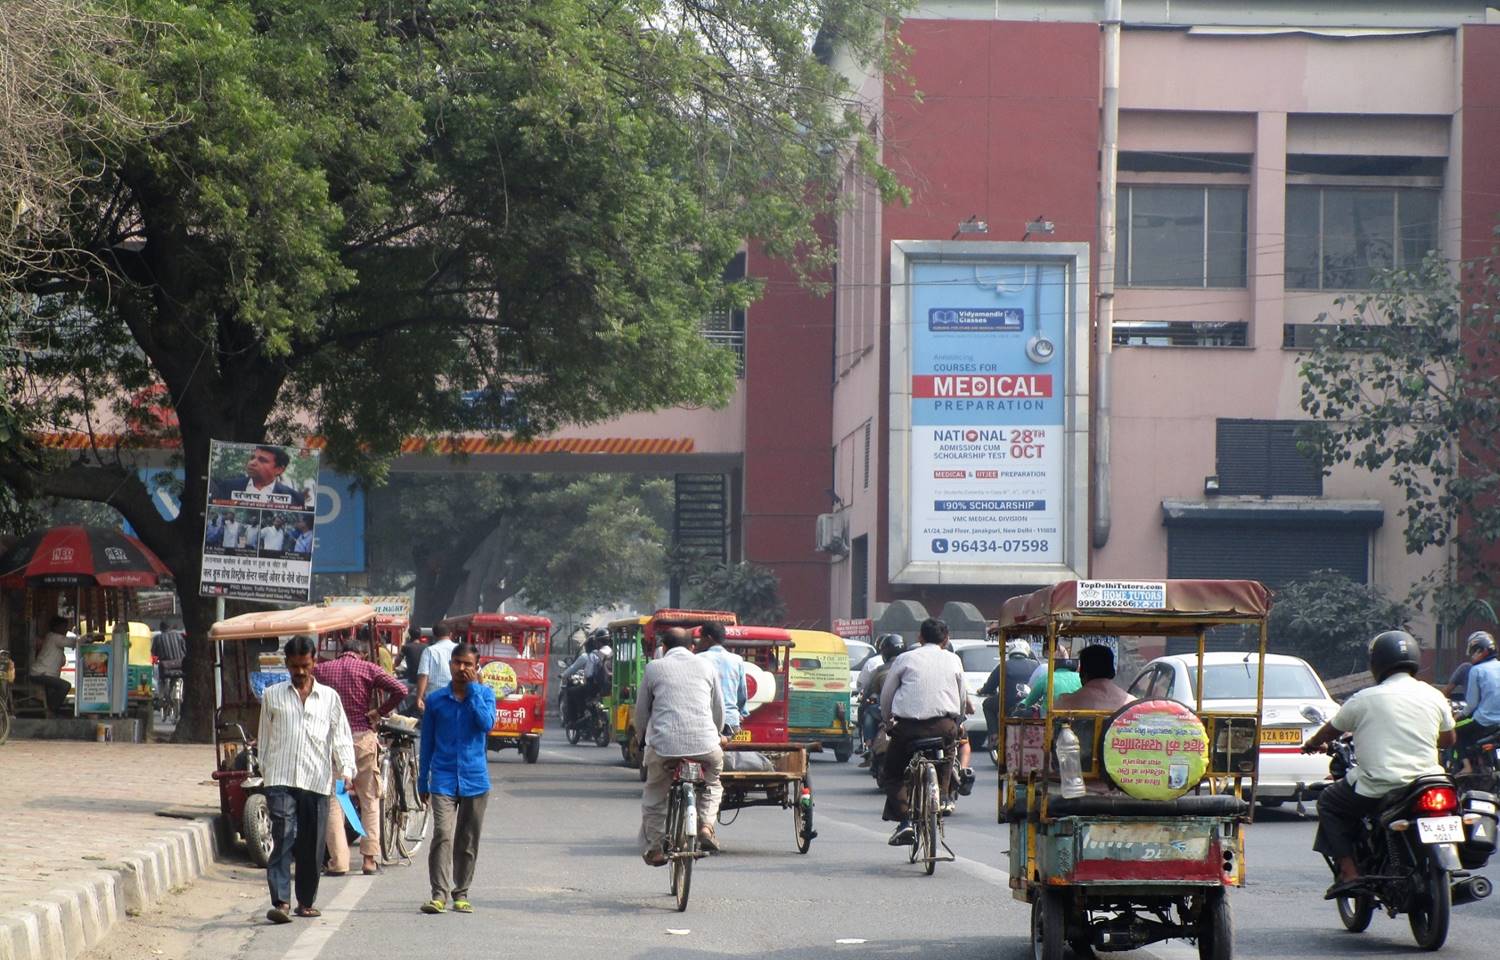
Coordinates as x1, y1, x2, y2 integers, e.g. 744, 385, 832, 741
400, 746, 430, 855
907, 762, 923, 864
0, 691, 11, 746
922, 763, 940, 875
674, 784, 696, 912
379, 750, 404, 862
666, 785, 682, 895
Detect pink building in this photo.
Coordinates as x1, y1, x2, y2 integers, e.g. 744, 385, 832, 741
812, 3, 1500, 646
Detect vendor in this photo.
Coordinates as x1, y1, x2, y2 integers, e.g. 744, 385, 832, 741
31, 616, 76, 717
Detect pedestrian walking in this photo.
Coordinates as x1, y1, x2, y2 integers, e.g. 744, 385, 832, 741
414, 623, 457, 712
258, 635, 355, 924
314, 628, 407, 876
418, 642, 496, 914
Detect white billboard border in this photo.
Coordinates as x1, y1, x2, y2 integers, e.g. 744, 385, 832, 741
887, 240, 1090, 586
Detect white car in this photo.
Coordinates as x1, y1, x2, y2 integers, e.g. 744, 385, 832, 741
949, 639, 1000, 737
1126, 652, 1340, 805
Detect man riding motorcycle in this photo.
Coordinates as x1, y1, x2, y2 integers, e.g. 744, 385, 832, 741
1301, 630, 1457, 900
1456, 630, 1500, 775
562, 628, 611, 727
857, 634, 905, 767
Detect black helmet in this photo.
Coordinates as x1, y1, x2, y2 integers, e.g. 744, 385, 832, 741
1369, 630, 1422, 683
588, 627, 610, 643
878, 633, 904, 659
1467, 630, 1497, 657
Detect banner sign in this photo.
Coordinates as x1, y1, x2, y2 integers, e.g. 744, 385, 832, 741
1076, 581, 1167, 611
323, 595, 412, 619
200, 441, 321, 603
889, 242, 1088, 586
1102, 700, 1210, 801
831, 618, 874, 645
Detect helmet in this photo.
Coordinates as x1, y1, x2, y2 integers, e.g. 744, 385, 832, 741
596, 644, 613, 661
589, 627, 610, 643
1369, 630, 1422, 683
1005, 638, 1033, 658
878, 633, 904, 659
1467, 630, 1497, 657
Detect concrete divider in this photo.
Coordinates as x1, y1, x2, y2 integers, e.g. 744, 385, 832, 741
0, 817, 220, 960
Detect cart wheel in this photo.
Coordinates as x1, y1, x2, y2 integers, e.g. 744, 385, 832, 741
1337, 893, 1374, 933
1197, 890, 1233, 960
522, 737, 541, 764
567, 725, 582, 745
1031, 888, 1066, 960
793, 783, 813, 854
242, 793, 274, 868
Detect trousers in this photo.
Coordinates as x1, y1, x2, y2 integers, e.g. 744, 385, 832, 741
326, 730, 380, 870
639, 746, 724, 857
265, 786, 328, 908
32, 675, 72, 716
1313, 778, 1383, 863
880, 716, 962, 821
428, 792, 488, 902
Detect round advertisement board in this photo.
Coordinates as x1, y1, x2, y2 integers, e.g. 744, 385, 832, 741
480, 661, 519, 698
1101, 698, 1210, 801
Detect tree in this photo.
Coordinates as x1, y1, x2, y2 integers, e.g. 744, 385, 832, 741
684, 561, 787, 625
0, 1, 906, 739
1267, 570, 1412, 679
364, 473, 671, 625
1298, 247, 1500, 623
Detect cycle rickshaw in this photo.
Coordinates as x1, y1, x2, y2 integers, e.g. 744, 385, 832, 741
439, 612, 552, 763
997, 579, 1270, 960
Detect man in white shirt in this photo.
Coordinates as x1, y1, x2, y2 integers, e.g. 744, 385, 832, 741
30, 616, 76, 717
415, 624, 457, 712
878, 618, 967, 845
1302, 630, 1456, 900
257, 635, 355, 924
635, 627, 725, 862
259, 516, 287, 552
221, 515, 241, 552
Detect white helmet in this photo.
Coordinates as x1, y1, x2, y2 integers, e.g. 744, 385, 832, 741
1005, 639, 1033, 658
596, 644, 613, 661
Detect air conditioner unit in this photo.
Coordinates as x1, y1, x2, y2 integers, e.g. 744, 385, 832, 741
815, 512, 849, 556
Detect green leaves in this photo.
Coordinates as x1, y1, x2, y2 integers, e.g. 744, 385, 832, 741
1268, 570, 1411, 679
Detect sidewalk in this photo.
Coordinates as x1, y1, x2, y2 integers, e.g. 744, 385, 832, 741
0, 742, 222, 960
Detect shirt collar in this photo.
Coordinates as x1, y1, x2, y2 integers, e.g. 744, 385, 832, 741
663, 646, 694, 660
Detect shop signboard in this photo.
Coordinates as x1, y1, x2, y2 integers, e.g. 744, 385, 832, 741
889, 242, 1089, 585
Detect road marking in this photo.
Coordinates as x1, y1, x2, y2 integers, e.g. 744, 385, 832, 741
278, 875, 376, 960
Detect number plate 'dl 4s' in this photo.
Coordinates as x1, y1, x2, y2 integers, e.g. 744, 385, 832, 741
1416, 816, 1464, 844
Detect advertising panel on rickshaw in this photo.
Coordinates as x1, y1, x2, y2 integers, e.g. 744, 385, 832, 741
439, 612, 551, 764
995, 579, 1270, 960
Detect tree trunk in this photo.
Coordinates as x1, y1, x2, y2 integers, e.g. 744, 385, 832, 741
174, 591, 219, 742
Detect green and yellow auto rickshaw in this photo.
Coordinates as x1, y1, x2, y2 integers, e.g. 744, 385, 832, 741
786, 629, 854, 762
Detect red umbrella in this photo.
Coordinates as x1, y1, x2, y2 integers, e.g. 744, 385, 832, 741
0, 525, 173, 589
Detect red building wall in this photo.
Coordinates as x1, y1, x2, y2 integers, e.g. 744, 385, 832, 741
876, 19, 1102, 618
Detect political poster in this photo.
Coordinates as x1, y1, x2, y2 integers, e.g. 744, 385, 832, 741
200, 440, 320, 603
889, 243, 1089, 584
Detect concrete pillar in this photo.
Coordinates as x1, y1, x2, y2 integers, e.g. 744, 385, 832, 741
1250, 112, 1287, 344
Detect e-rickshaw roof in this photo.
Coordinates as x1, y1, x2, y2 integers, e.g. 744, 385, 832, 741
608, 616, 650, 629
997, 579, 1270, 637
208, 604, 378, 642
721, 625, 794, 646
439, 612, 552, 632
650, 608, 739, 627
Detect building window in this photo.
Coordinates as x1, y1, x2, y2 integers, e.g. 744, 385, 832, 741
1285, 187, 1439, 290
1116, 186, 1247, 288
1215, 419, 1322, 497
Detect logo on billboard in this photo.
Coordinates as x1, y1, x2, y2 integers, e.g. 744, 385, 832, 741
928, 307, 1024, 332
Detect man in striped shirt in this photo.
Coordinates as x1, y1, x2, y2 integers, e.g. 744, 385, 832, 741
258, 635, 355, 924
315, 628, 407, 876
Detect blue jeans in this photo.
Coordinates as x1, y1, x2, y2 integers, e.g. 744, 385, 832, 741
860, 701, 881, 747
265, 786, 329, 908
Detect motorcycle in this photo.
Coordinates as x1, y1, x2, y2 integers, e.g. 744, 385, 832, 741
1321, 739, 1494, 950
1444, 699, 1500, 792
562, 673, 611, 748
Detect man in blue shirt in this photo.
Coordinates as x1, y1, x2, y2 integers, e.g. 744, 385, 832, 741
418, 643, 496, 915
696, 621, 747, 735
1459, 631, 1500, 773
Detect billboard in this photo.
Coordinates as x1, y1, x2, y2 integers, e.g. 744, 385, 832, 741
889, 242, 1089, 585
200, 440, 321, 603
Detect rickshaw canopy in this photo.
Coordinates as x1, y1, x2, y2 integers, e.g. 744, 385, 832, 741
440, 612, 553, 634
208, 603, 377, 642
997, 579, 1270, 636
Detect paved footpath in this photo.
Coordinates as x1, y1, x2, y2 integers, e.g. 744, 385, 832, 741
0, 742, 220, 960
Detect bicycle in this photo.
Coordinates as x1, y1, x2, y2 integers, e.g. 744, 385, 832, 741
0, 652, 14, 745
663, 757, 709, 912
902, 735, 957, 875
377, 718, 431, 862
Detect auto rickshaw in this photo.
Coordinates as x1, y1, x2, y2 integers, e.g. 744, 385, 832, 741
997, 580, 1270, 960
439, 612, 552, 763
610, 609, 739, 768
207, 603, 379, 866
785, 628, 854, 762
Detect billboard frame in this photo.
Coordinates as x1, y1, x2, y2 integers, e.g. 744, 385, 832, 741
887, 240, 1090, 586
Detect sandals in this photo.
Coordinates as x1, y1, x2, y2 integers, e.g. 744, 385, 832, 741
642, 849, 669, 867
453, 900, 473, 913
420, 899, 446, 914
265, 904, 292, 925
294, 906, 322, 918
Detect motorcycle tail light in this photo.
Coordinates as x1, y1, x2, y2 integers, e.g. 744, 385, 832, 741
1415, 786, 1458, 814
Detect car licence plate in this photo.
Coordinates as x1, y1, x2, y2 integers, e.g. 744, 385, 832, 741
1259, 727, 1303, 745
1416, 816, 1464, 844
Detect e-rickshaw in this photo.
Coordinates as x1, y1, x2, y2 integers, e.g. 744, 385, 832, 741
786, 629, 855, 762
439, 612, 552, 763
997, 580, 1270, 960
207, 603, 379, 866
611, 609, 739, 768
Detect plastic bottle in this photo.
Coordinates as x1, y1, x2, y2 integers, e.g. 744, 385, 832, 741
1055, 724, 1085, 798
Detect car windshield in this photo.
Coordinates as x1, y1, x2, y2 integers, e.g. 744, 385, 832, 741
958, 646, 1000, 673
846, 642, 875, 670
1191, 662, 1324, 700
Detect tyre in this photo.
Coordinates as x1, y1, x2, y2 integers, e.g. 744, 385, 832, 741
242, 793, 274, 868
922, 764, 940, 876
834, 745, 852, 763
522, 737, 540, 764
1337, 893, 1374, 933
1408, 860, 1451, 950
594, 719, 611, 748
1197, 890, 1233, 960
400, 754, 429, 855
567, 725, 582, 745
669, 785, 695, 912
1031, 888, 1066, 960
380, 754, 403, 862
793, 783, 813, 854
0, 705, 11, 746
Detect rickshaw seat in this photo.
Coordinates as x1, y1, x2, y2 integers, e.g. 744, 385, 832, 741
1009, 792, 1249, 820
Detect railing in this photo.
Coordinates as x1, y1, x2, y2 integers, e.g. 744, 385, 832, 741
701, 327, 746, 375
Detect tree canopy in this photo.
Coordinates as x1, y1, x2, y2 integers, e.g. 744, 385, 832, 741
1267, 570, 1411, 680
0, 0, 908, 738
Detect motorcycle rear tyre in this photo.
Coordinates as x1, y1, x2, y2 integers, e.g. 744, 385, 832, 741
1408, 860, 1451, 951
567, 725, 582, 745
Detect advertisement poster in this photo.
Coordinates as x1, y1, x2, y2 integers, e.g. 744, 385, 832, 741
1102, 700, 1210, 801
75, 642, 114, 714
831, 618, 874, 645
200, 441, 320, 603
907, 259, 1068, 566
